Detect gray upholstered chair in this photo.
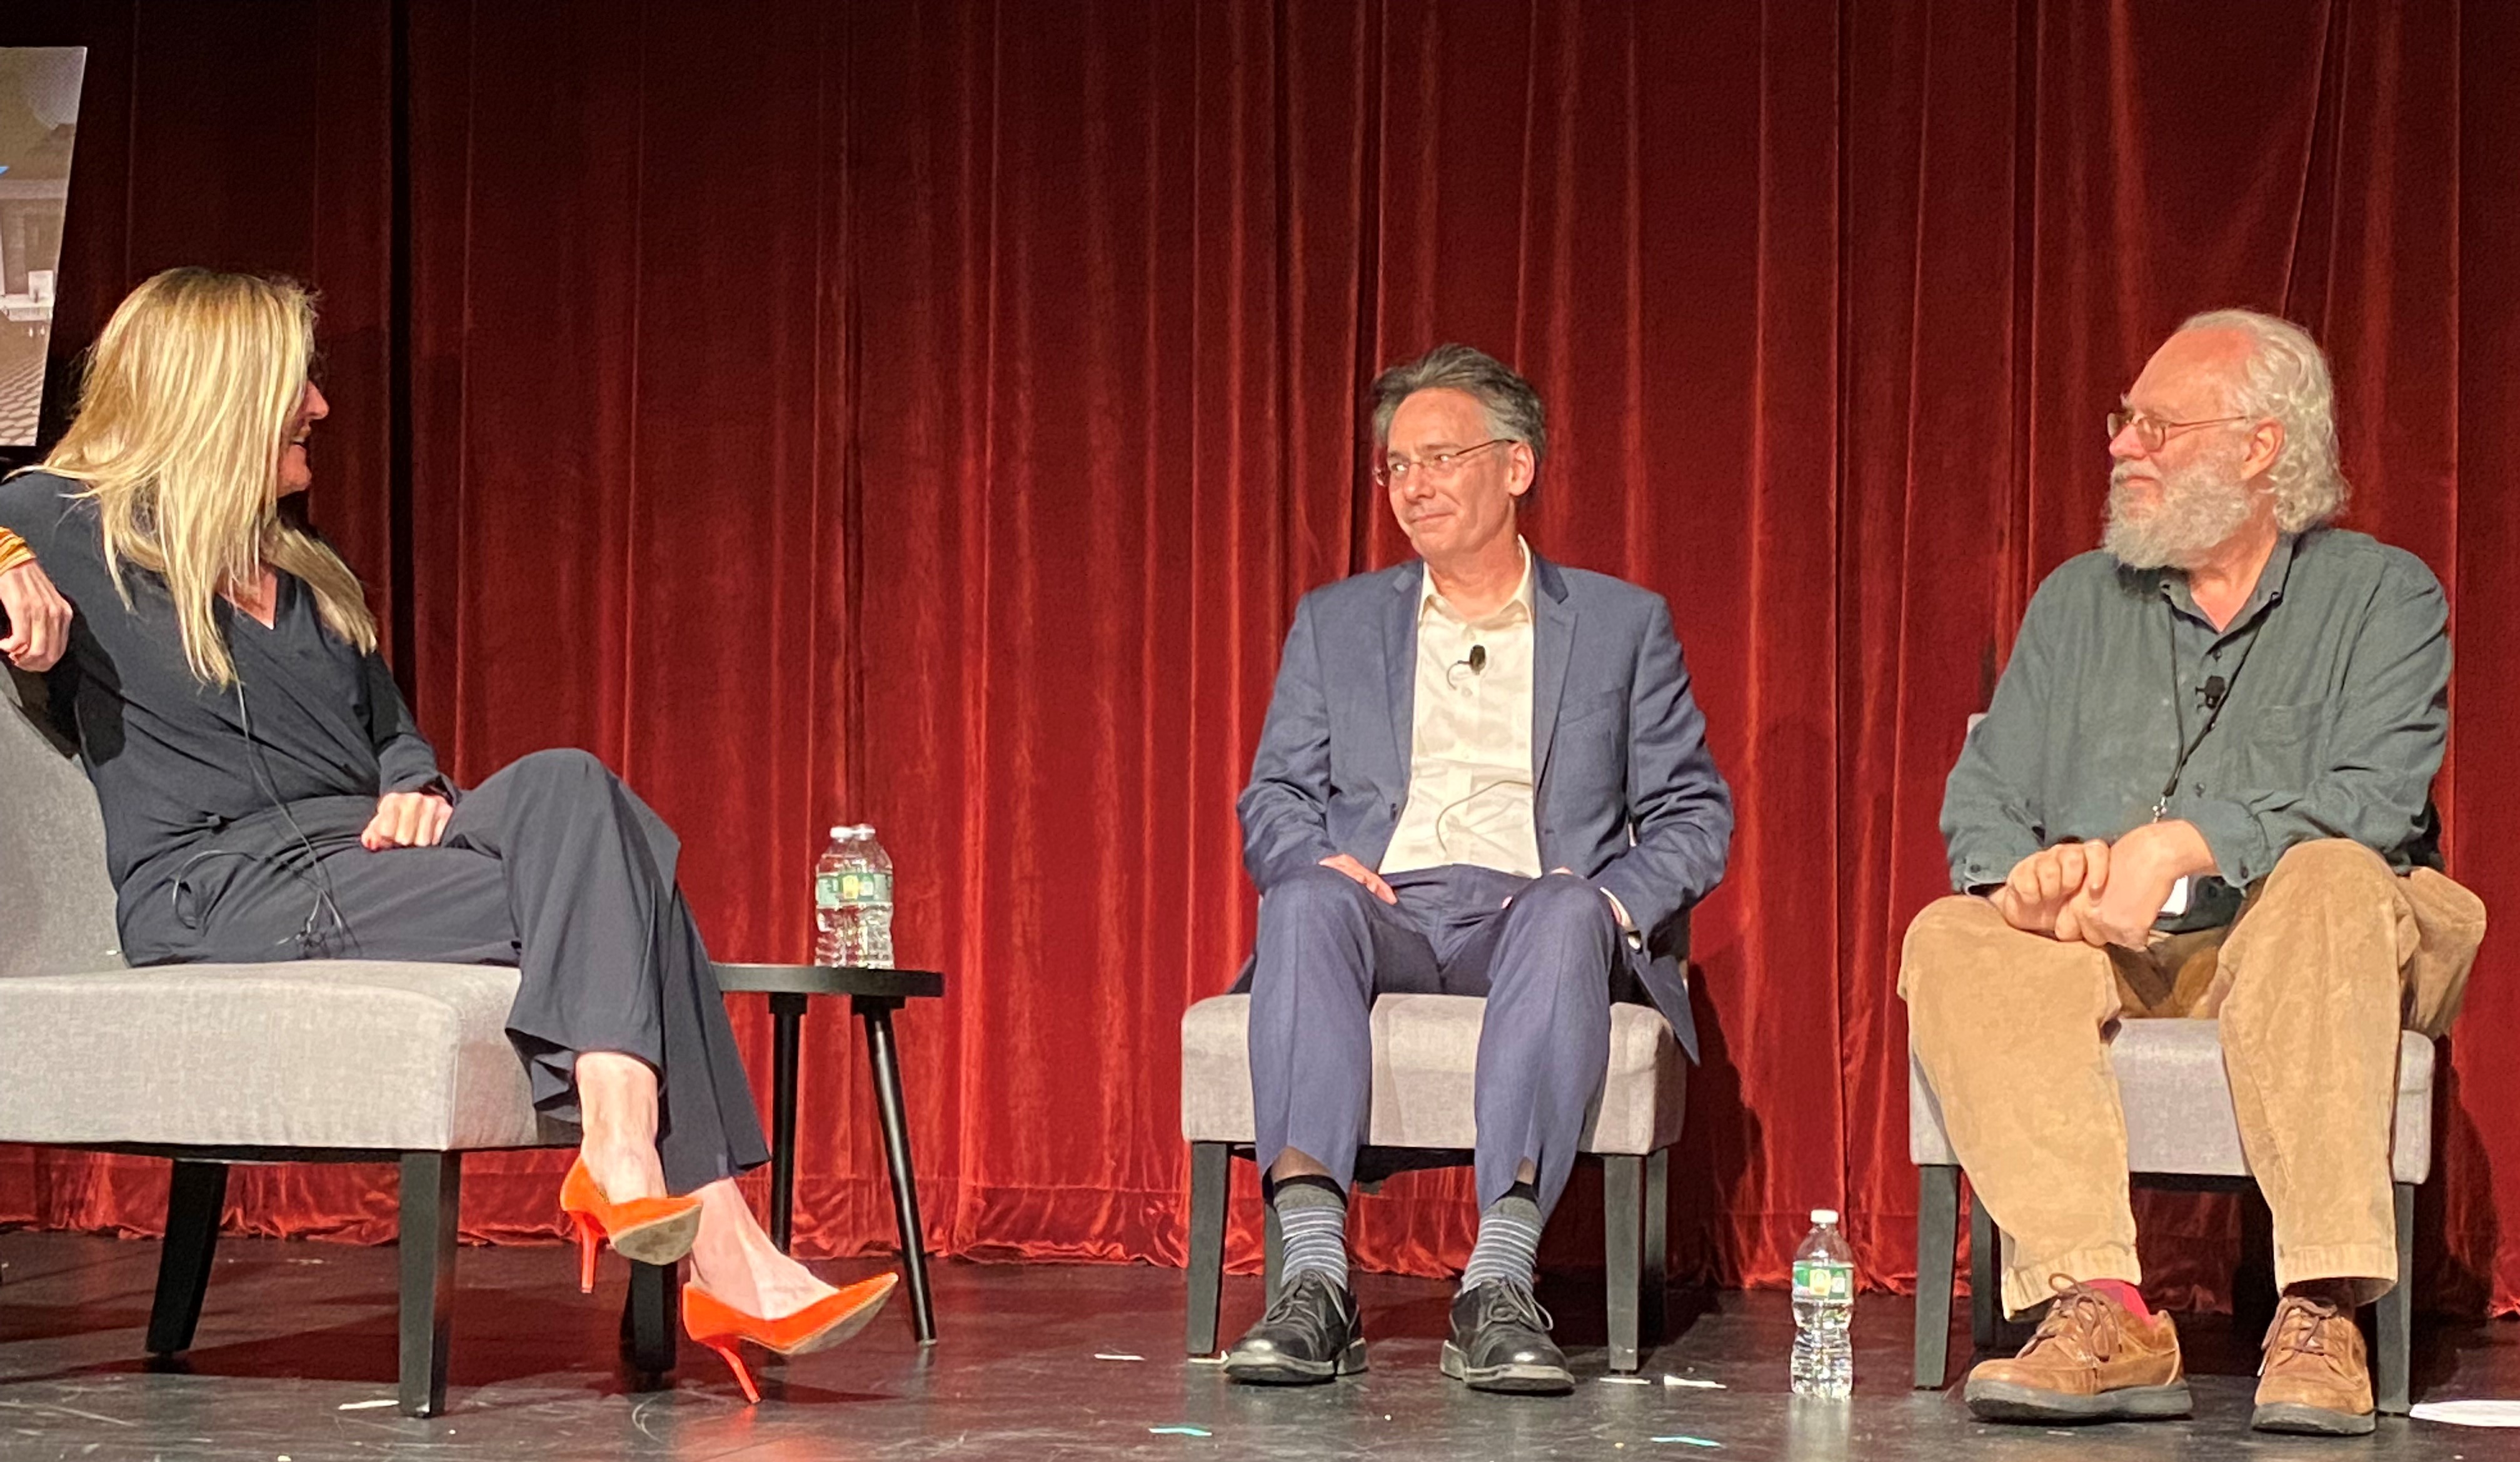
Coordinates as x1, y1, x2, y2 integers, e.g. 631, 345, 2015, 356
0, 666, 675, 1415
1180, 969, 1689, 1373
1910, 1019, 2435, 1412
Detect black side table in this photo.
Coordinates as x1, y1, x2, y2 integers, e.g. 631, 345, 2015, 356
620, 962, 946, 1374
715, 962, 946, 1344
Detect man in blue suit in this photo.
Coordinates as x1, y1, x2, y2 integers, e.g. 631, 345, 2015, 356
1226, 344, 1733, 1393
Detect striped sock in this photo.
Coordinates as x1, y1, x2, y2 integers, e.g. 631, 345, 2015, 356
1273, 1176, 1350, 1289
1460, 1183, 1543, 1291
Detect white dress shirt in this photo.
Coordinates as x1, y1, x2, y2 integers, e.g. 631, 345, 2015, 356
1380, 542, 1542, 877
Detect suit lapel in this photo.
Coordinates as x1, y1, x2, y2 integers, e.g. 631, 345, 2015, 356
1381, 566, 1420, 782
1530, 553, 1575, 790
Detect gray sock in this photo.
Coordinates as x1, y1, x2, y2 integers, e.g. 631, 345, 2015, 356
1460, 1186, 1543, 1291
1273, 1177, 1350, 1290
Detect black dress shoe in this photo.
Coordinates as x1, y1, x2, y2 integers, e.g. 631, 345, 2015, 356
1222, 1269, 1367, 1384
1442, 1279, 1574, 1394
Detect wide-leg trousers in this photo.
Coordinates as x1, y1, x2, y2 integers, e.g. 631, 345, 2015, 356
134, 748, 768, 1194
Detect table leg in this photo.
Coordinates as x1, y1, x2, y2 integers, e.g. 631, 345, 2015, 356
770, 992, 806, 1254
858, 997, 936, 1344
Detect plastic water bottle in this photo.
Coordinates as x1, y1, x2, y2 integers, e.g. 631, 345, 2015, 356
813, 825, 896, 967
1790, 1207, 1855, 1398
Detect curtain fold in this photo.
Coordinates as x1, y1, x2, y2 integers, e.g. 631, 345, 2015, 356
2, 0, 2513, 1312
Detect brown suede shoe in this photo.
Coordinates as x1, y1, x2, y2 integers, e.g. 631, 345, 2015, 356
1962, 1281, 2192, 1423
2254, 1294, 2376, 1436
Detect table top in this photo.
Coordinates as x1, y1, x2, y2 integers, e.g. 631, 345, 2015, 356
713, 962, 945, 1000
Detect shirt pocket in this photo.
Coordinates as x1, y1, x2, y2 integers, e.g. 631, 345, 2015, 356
2235, 702, 2321, 790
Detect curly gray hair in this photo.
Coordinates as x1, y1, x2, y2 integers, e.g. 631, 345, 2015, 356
2179, 308, 2350, 532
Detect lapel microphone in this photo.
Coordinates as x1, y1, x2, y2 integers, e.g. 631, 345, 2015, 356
1466, 644, 1487, 674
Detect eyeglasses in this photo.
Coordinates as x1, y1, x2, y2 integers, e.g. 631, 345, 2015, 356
2106, 409, 2249, 452
1375, 438, 1514, 488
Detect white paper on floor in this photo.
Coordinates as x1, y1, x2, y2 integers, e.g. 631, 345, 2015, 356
2411, 1400, 2520, 1427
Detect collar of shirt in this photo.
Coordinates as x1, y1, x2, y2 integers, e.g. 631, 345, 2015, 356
2158, 532, 2300, 630
1418, 537, 1536, 631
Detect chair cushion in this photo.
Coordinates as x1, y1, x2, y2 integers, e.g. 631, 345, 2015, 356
1, 668, 125, 981
1909, 1018, 2434, 1184
0, 961, 560, 1152
1180, 992, 1685, 1156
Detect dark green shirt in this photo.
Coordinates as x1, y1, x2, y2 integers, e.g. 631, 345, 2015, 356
1941, 527, 2449, 906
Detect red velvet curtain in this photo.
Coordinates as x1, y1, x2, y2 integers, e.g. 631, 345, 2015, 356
3, 0, 2514, 1313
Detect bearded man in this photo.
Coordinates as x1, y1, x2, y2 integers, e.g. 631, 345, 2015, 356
1901, 310, 2484, 1436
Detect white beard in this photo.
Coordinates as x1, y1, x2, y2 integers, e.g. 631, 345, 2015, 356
2102, 454, 2256, 570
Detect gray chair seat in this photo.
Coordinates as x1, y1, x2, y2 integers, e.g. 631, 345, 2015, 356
1910, 1016, 2436, 1413
1180, 988, 1688, 1372
0, 665, 646, 1415
0, 962, 549, 1153
1182, 992, 1686, 1154
1909, 1019, 2434, 1181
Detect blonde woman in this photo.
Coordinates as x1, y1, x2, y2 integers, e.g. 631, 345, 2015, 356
0, 268, 888, 1402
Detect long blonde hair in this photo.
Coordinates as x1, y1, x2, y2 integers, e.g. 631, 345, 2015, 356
39, 268, 376, 685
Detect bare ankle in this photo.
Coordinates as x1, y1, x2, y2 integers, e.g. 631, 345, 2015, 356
579, 1141, 667, 1201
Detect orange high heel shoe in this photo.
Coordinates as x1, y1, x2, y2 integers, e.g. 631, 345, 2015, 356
683, 1271, 899, 1403
557, 1157, 705, 1293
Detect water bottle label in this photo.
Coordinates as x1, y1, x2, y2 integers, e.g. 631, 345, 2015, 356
817, 870, 892, 906
1792, 1260, 1853, 1301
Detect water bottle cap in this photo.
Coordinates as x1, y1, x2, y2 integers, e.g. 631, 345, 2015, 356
1812, 1208, 1839, 1226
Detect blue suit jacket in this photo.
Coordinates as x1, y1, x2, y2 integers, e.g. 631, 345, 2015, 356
1237, 551, 1733, 1058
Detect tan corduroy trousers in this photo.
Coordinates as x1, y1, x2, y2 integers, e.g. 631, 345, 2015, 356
1902, 839, 2486, 1317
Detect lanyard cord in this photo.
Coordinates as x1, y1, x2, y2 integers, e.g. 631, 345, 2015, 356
2157, 598, 2269, 818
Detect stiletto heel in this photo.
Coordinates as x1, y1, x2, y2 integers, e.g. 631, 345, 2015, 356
557, 1158, 704, 1286
681, 1272, 898, 1404
703, 1339, 760, 1404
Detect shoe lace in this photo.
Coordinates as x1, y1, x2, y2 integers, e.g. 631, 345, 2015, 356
1259, 1270, 1341, 1327
2260, 1294, 2351, 1378
1477, 1279, 1555, 1334
2017, 1277, 2124, 1367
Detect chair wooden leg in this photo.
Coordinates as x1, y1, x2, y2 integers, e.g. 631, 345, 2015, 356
620, 1259, 679, 1378
1605, 1154, 1644, 1373
2236, 1186, 2279, 1341
1642, 1147, 1669, 1346
2377, 1181, 2415, 1414
398, 1152, 461, 1418
1969, 1192, 2000, 1351
1914, 1164, 1960, 1388
1186, 1142, 1229, 1354
147, 1161, 229, 1355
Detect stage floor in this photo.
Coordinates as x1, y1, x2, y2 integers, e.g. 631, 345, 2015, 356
1, 1229, 2514, 1459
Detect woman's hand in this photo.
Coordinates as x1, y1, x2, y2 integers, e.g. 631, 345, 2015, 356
0, 557, 74, 672
362, 791, 453, 850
